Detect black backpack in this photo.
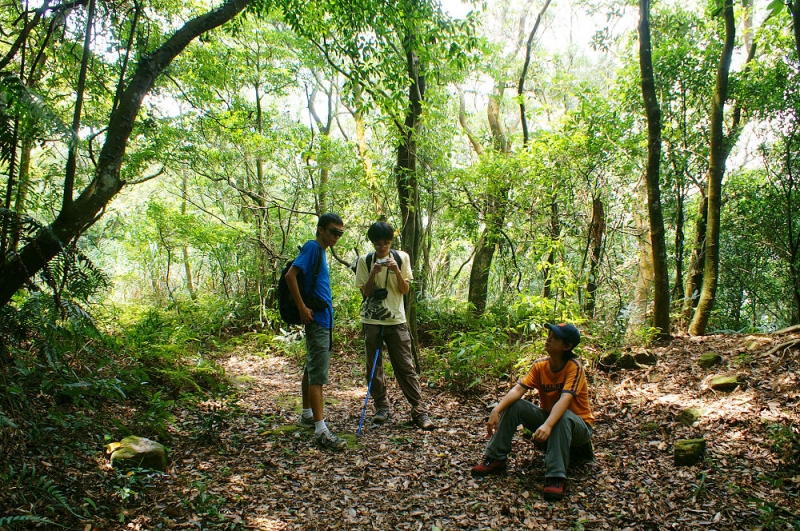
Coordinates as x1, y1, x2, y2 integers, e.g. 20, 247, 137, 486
278, 245, 325, 325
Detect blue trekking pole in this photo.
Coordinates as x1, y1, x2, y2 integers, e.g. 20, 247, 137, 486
357, 325, 385, 436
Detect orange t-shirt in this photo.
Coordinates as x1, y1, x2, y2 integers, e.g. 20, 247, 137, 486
518, 357, 595, 425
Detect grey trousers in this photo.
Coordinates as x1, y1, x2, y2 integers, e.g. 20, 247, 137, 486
364, 323, 427, 418
484, 399, 592, 479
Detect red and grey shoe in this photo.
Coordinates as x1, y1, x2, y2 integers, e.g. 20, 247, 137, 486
470, 457, 508, 477
543, 477, 566, 501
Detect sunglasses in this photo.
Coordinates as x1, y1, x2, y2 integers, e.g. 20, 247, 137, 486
327, 227, 344, 238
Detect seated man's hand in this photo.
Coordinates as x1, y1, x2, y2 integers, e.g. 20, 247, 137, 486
487, 409, 500, 437
532, 424, 551, 442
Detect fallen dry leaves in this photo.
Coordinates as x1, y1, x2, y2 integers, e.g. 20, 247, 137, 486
7, 331, 800, 530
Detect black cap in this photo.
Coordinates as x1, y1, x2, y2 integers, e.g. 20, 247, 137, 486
545, 323, 581, 349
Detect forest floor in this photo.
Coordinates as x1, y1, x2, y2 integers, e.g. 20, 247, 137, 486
6, 330, 800, 530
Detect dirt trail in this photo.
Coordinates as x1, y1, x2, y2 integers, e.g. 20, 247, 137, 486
133, 333, 799, 531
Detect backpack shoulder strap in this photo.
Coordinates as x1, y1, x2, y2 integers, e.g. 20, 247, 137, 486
365, 252, 375, 271
390, 249, 403, 270
309, 244, 323, 291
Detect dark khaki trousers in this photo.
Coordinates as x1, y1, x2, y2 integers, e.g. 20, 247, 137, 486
363, 323, 427, 418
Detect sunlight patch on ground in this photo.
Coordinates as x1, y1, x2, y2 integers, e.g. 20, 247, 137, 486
245, 516, 289, 530
656, 390, 759, 422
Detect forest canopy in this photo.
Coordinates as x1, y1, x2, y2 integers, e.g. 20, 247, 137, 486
1, 0, 798, 338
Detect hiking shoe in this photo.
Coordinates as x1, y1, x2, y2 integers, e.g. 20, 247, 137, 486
372, 409, 391, 425
297, 415, 315, 430
315, 429, 347, 451
413, 413, 435, 430
543, 478, 566, 501
470, 457, 507, 477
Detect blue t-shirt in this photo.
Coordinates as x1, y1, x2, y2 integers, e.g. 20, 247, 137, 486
292, 240, 333, 329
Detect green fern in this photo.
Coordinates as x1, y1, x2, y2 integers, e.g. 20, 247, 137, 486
0, 410, 17, 428
35, 477, 72, 512
0, 515, 60, 528
6, 464, 83, 520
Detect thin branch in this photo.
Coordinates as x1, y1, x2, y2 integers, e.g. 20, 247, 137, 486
127, 165, 165, 185
518, 0, 553, 145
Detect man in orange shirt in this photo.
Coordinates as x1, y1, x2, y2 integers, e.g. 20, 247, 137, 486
470, 323, 594, 501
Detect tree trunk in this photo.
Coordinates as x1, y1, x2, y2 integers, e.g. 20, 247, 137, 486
254, 81, 270, 318
468, 230, 494, 315
418, 181, 435, 300
308, 79, 334, 214
517, 0, 552, 146
181, 173, 195, 299
458, 90, 483, 156
682, 196, 707, 322
626, 186, 655, 341
791, 262, 800, 325
543, 198, 559, 299
672, 189, 685, 300
689, 0, 735, 336
638, 0, 671, 340
395, 40, 424, 369
791, 1, 800, 60
467, 88, 510, 316
1, 119, 19, 264
0, 0, 254, 309
584, 196, 605, 317
9, 137, 33, 252
62, 0, 96, 212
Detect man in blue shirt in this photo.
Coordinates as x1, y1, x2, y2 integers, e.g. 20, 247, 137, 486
284, 213, 346, 450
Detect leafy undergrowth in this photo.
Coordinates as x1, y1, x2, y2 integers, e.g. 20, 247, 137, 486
2, 330, 800, 530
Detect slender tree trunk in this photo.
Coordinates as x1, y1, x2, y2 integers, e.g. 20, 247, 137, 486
467, 88, 510, 316
2, 120, 19, 262
672, 189, 685, 300
467, 182, 510, 316
690, 0, 735, 336
518, 0, 552, 146
543, 198, 559, 299
181, 173, 195, 299
468, 230, 494, 315
9, 137, 33, 252
396, 49, 423, 265
62, 0, 96, 213
584, 196, 605, 317
791, 263, 800, 325
638, 0, 671, 339
458, 90, 483, 156
418, 180, 435, 300
254, 81, 270, 317
627, 187, 655, 341
0, 0, 254, 309
307, 78, 334, 214
395, 38, 424, 369
682, 196, 707, 322
791, 1, 800, 60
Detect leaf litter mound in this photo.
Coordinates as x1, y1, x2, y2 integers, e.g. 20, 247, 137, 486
15, 330, 800, 530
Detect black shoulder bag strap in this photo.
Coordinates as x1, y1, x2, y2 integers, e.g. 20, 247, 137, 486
308, 245, 323, 298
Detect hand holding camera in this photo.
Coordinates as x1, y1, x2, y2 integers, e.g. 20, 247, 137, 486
373, 256, 398, 273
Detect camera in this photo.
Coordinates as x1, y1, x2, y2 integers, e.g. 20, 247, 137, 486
372, 288, 389, 300
376, 258, 389, 265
